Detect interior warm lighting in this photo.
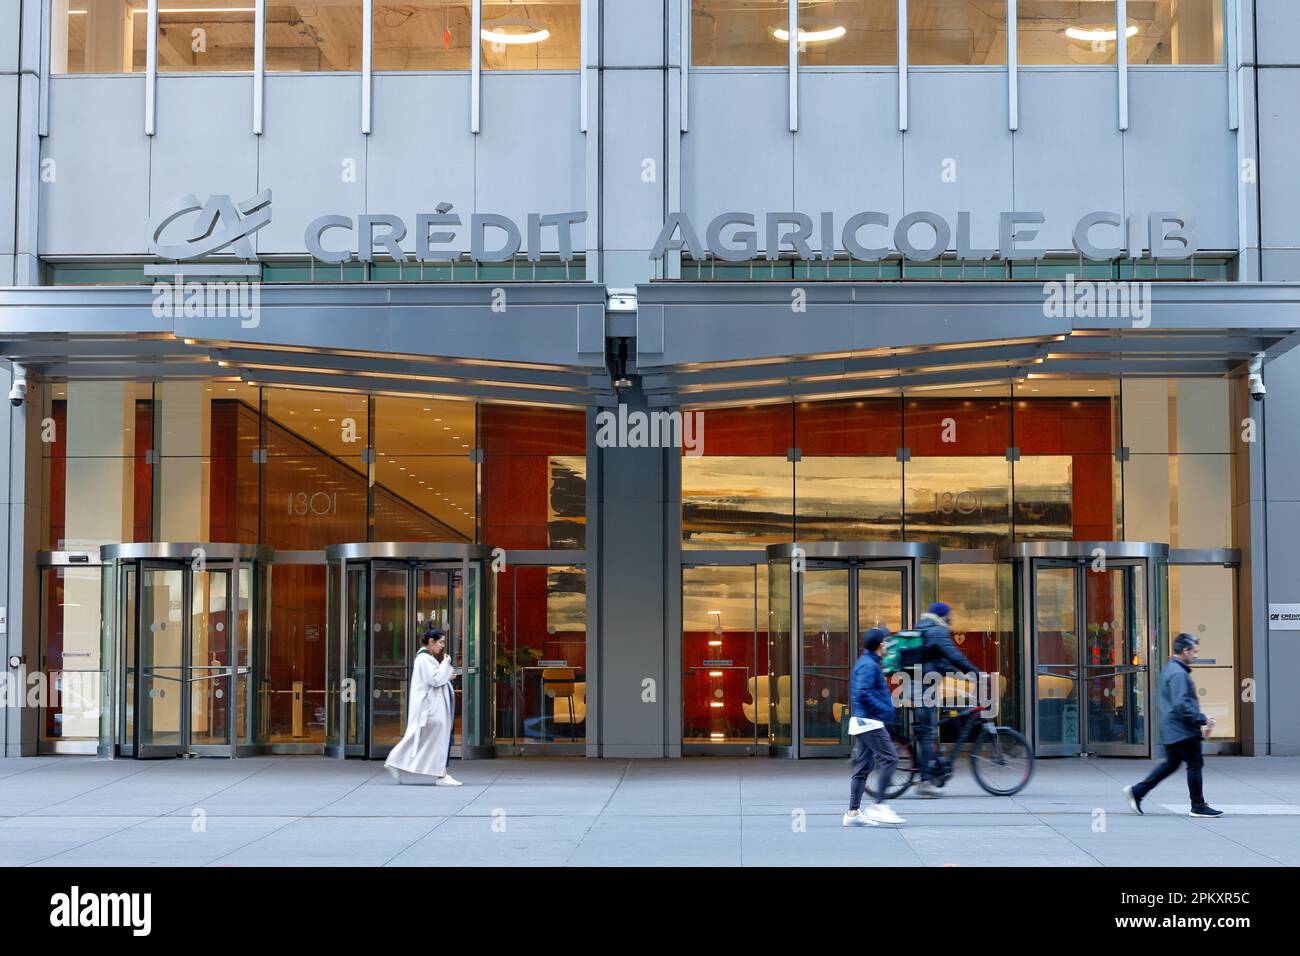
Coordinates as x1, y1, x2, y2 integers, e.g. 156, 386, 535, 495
481, 22, 550, 45
708, 671, 723, 677
707, 640, 723, 647
1065, 24, 1140, 43
772, 25, 847, 43
709, 702, 725, 708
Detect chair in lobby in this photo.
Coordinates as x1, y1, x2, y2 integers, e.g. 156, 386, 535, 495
543, 667, 584, 741
743, 675, 770, 731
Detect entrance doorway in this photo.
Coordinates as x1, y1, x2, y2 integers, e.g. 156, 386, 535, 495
767, 543, 940, 758
1006, 542, 1168, 757
325, 543, 494, 760
101, 544, 271, 759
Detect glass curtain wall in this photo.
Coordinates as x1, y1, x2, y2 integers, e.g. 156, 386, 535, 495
40, 378, 588, 750
681, 376, 1238, 742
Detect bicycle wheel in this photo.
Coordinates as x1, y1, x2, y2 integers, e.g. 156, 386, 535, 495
969, 726, 1034, 796
865, 728, 916, 800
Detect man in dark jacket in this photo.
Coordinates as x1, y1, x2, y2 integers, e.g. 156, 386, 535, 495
1124, 633, 1222, 818
844, 629, 906, 827
912, 602, 979, 797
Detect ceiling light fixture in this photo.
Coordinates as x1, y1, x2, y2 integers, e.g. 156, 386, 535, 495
773, 25, 846, 43
481, 19, 550, 45
1065, 24, 1139, 42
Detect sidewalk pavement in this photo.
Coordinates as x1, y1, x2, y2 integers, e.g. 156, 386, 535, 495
2, 755, 1298, 867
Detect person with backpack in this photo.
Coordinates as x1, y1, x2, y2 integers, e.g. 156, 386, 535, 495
1123, 633, 1223, 818
908, 602, 978, 797
844, 628, 906, 827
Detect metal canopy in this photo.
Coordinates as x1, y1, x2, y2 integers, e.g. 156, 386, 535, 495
0, 282, 616, 406
635, 281, 1300, 407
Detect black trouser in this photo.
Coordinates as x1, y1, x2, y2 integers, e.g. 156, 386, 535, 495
849, 727, 899, 811
1132, 736, 1206, 809
914, 705, 938, 781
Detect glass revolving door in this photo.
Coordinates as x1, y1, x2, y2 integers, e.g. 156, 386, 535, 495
325, 543, 494, 760
99, 544, 271, 759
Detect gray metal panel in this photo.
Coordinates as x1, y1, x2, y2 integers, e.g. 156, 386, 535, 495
1255, 0, 1300, 65
323, 542, 492, 561
0, 74, 14, 256
41, 77, 151, 255
903, 71, 1011, 253
795, 72, 902, 250
1126, 69, 1237, 252
1258, 67, 1300, 252
1013, 70, 1124, 251
369, 74, 474, 255
603, 0, 666, 68
682, 72, 792, 250
0, 0, 17, 73
600, 69, 665, 253
767, 542, 941, 561
258, 75, 365, 254
150, 76, 258, 237
1263, 347, 1300, 501
476, 73, 585, 254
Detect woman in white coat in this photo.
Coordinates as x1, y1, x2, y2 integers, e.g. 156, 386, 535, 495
385, 626, 463, 786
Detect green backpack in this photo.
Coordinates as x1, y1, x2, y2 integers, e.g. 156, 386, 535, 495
882, 629, 925, 675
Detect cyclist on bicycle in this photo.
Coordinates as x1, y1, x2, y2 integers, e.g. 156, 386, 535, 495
910, 601, 978, 797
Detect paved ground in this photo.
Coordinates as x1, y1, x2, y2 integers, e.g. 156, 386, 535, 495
2, 755, 1298, 866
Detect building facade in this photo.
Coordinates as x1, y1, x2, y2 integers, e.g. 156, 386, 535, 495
1, 0, 1298, 760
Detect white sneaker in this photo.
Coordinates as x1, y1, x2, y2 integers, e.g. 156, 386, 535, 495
386, 765, 400, 783
842, 811, 878, 827
866, 804, 906, 825
914, 781, 942, 798
435, 773, 464, 787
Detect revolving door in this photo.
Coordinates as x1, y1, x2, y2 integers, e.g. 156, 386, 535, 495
100, 544, 272, 758
766, 542, 941, 758
1002, 542, 1169, 758
325, 543, 494, 760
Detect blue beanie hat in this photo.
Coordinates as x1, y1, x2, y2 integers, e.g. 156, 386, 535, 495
862, 627, 889, 650
929, 602, 951, 619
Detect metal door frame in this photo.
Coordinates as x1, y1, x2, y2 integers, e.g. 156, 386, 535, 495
325, 543, 494, 761
767, 542, 940, 759
131, 560, 189, 759
366, 560, 412, 761
1003, 541, 1168, 759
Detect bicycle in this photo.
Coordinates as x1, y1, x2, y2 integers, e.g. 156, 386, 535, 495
866, 703, 1034, 798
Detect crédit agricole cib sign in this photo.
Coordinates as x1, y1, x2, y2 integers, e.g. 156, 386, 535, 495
148, 191, 1198, 268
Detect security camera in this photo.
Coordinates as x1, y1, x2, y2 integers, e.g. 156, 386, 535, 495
8, 364, 27, 407
1247, 352, 1266, 403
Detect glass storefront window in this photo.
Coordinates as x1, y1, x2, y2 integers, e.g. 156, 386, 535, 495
374, 0, 472, 70
800, 0, 899, 66
480, 404, 587, 550
1013, 378, 1121, 541
373, 396, 477, 542
53, 0, 148, 74
1168, 564, 1235, 739
682, 565, 767, 746
683, 406, 794, 549
481, 0, 580, 70
903, 385, 1011, 548
266, 1, 364, 72
1129, 0, 1223, 64
692, 0, 790, 66
1121, 378, 1234, 548
40, 566, 104, 742
494, 565, 586, 746
1017, 0, 1118, 65
909, 0, 1007, 66
268, 564, 328, 743
156, 0, 257, 72
263, 387, 369, 550
794, 398, 902, 541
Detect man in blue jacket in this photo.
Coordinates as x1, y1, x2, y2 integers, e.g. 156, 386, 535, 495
1124, 633, 1223, 818
912, 602, 979, 797
844, 629, 906, 827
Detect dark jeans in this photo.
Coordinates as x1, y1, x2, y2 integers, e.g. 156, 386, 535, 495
914, 705, 938, 781
1132, 736, 1207, 809
848, 727, 899, 811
